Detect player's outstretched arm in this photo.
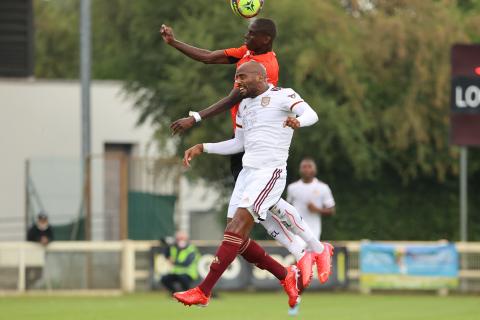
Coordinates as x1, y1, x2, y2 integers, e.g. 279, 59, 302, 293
160, 24, 231, 64
183, 128, 245, 167
203, 127, 245, 156
170, 88, 243, 135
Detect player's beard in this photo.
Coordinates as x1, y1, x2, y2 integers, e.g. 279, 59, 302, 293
238, 85, 247, 96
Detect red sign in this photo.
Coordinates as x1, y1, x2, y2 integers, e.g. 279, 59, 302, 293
450, 44, 480, 146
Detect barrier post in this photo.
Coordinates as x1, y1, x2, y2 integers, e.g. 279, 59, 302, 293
121, 240, 135, 292
17, 246, 26, 292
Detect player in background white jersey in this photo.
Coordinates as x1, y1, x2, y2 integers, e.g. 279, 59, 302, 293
287, 158, 336, 240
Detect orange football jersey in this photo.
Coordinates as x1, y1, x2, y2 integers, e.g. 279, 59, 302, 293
224, 45, 279, 130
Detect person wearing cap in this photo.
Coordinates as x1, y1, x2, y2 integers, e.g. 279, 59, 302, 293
27, 212, 54, 245
160, 231, 200, 293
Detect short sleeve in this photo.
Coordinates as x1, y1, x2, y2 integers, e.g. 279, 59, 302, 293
284, 89, 305, 112
224, 45, 248, 59
321, 185, 335, 208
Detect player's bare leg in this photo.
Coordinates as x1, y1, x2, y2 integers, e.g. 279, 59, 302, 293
270, 199, 334, 284
173, 208, 299, 307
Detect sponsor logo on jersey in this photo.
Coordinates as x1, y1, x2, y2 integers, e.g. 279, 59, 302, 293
261, 97, 270, 106
288, 93, 296, 99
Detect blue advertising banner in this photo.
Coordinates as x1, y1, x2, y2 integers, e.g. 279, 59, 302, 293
360, 243, 459, 290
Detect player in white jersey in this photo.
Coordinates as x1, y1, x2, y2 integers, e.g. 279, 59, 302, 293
287, 158, 336, 240
201, 62, 333, 286
174, 61, 331, 308
182, 60, 334, 287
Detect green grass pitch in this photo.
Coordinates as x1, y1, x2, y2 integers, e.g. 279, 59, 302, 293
0, 292, 477, 320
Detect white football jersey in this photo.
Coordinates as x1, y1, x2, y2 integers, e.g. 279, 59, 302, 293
236, 85, 305, 169
287, 178, 335, 239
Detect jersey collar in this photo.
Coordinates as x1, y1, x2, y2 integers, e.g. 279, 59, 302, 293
257, 84, 274, 98
246, 50, 275, 57
301, 177, 318, 185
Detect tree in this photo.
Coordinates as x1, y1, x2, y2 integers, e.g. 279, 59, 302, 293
34, 0, 80, 78
33, 0, 480, 240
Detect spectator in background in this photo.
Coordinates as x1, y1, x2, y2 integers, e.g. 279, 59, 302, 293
161, 231, 200, 293
27, 212, 54, 245
287, 158, 336, 240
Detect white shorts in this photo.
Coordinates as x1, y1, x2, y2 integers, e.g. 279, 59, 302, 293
228, 167, 286, 222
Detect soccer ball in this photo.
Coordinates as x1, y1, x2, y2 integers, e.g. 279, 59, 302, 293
231, 0, 264, 19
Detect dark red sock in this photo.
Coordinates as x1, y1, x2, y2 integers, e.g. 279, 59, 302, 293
239, 239, 287, 281
198, 232, 243, 296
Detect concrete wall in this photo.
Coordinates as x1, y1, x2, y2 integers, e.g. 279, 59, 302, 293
0, 79, 221, 241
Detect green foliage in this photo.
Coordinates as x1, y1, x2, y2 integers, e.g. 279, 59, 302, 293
33, 0, 480, 240
34, 0, 80, 78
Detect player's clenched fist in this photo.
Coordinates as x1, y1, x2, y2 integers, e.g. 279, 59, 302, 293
183, 144, 204, 167
283, 117, 300, 129
160, 24, 175, 44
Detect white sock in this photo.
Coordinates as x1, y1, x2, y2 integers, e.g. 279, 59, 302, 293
271, 198, 325, 253
261, 214, 306, 261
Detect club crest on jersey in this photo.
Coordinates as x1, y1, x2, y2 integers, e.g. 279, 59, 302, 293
261, 97, 270, 107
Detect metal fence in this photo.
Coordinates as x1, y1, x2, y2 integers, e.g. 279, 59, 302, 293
23, 156, 181, 242
1, 241, 479, 294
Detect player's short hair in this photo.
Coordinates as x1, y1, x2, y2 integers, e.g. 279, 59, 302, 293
239, 61, 267, 78
256, 62, 267, 77
253, 18, 277, 41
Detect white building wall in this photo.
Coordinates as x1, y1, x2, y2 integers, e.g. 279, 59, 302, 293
0, 79, 219, 241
